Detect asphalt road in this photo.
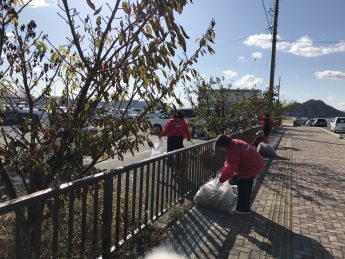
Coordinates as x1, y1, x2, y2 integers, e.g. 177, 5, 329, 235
92, 136, 207, 171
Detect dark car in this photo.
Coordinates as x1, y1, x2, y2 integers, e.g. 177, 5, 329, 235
314, 118, 327, 127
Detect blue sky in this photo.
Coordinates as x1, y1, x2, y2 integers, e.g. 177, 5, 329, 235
20, 0, 345, 110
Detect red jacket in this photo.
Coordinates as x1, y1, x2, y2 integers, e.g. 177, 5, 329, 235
260, 116, 275, 129
219, 139, 265, 183
252, 135, 269, 148
160, 118, 191, 139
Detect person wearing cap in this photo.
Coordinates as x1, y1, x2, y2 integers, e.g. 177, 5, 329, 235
252, 130, 269, 149
215, 134, 265, 214
160, 110, 192, 152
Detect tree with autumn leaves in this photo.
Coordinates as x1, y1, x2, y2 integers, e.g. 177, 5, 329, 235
0, 0, 215, 197
0, 0, 215, 256
186, 76, 292, 138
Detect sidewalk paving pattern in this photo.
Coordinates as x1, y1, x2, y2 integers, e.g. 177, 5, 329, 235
162, 127, 345, 259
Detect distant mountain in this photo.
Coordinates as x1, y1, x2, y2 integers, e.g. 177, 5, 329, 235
285, 99, 345, 118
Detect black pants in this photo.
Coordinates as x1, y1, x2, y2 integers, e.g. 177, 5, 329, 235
167, 136, 184, 152
167, 136, 184, 167
263, 128, 270, 137
236, 177, 254, 212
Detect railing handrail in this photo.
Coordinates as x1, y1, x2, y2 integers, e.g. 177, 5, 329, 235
0, 138, 215, 215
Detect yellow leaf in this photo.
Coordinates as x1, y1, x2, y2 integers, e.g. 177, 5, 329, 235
146, 24, 152, 36
122, 2, 131, 15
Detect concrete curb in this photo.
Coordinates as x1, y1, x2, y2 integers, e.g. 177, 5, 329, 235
320, 127, 344, 139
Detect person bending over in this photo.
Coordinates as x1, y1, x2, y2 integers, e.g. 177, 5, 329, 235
216, 135, 265, 214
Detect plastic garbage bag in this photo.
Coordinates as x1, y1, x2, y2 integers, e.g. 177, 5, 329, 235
257, 142, 277, 157
194, 178, 237, 214
151, 138, 164, 157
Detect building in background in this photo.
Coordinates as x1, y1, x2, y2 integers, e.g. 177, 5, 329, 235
198, 88, 261, 108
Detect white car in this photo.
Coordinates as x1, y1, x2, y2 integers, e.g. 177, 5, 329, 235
131, 108, 145, 114
149, 108, 195, 134
147, 110, 164, 119
150, 112, 171, 133
119, 109, 138, 118
330, 117, 345, 133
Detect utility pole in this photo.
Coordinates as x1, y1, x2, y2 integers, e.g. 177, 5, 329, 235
268, 0, 280, 113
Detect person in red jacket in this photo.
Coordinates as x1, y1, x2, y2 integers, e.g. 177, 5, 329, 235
260, 113, 275, 137
160, 111, 192, 152
252, 130, 269, 149
216, 135, 265, 214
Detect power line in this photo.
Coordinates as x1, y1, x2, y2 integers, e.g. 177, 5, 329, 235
218, 28, 268, 47
278, 40, 343, 44
261, 0, 272, 33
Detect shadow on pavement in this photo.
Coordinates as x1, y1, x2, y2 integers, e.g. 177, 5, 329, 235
216, 211, 334, 259
290, 137, 345, 146
166, 207, 334, 259
278, 146, 301, 151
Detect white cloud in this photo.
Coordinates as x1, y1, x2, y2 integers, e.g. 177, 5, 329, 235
233, 74, 263, 89
238, 56, 246, 63
244, 33, 345, 57
288, 36, 345, 57
223, 69, 238, 79
251, 51, 263, 59
328, 95, 337, 101
315, 70, 345, 80
244, 34, 273, 49
23, 0, 51, 8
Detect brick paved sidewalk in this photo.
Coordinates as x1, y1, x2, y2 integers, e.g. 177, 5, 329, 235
160, 127, 345, 259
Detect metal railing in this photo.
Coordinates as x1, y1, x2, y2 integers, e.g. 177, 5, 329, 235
0, 139, 220, 258
0, 126, 261, 258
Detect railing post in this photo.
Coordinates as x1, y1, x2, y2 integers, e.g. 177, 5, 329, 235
15, 209, 23, 259
102, 176, 113, 258
180, 151, 187, 204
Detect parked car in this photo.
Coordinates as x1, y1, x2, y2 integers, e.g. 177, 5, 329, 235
1, 107, 50, 127
119, 109, 138, 118
305, 119, 315, 127
149, 108, 195, 135
147, 110, 164, 118
294, 119, 306, 127
131, 108, 145, 114
150, 112, 171, 133
314, 118, 327, 127
330, 117, 345, 133
92, 108, 122, 121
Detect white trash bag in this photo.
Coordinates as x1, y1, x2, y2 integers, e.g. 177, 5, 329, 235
257, 142, 277, 157
151, 138, 164, 157
194, 178, 237, 214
